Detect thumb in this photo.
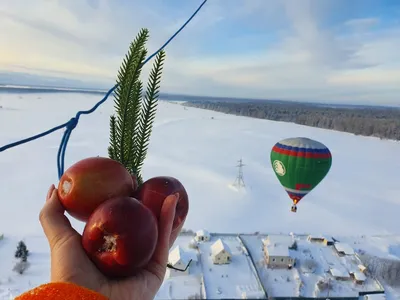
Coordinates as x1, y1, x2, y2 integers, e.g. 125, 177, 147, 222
39, 184, 78, 249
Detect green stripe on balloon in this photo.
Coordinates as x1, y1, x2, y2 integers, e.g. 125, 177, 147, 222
270, 137, 332, 205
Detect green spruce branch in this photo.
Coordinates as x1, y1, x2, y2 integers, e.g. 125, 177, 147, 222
108, 28, 166, 184
134, 50, 166, 178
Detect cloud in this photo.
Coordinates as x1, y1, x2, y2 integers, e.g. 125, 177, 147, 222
0, 0, 399, 105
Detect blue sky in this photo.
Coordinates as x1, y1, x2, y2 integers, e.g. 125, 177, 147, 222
0, 0, 399, 105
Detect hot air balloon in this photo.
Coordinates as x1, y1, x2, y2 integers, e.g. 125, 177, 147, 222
270, 137, 332, 212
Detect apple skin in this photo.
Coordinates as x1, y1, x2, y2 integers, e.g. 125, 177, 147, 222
82, 196, 158, 278
57, 157, 134, 222
133, 176, 189, 231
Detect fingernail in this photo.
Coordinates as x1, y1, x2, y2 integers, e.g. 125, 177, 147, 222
46, 184, 55, 201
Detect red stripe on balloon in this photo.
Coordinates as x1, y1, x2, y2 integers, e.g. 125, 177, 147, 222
272, 145, 331, 159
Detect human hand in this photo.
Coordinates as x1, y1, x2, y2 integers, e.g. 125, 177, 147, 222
39, 184, 184, 300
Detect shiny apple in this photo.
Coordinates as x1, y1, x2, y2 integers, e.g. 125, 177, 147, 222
133, 176, 189, 230
82, 196, 158, 278
58, 157, 134, 222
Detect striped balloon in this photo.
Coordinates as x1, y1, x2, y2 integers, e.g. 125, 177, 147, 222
270, 137, 332, 206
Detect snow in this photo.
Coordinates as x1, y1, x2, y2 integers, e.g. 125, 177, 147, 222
241, 234, 387, 298
334, 242, 356, 255
156, 234, 204, 299
197, 235, 264, 299
0, 91, 400, 299
263, 234, 295, 257
241, 234, 301, 298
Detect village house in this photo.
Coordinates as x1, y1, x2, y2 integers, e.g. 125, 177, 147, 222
167, 245, 197, 277
358, 264, 367, 273
210, 238, 232, 264
350, 270, 367, 284
329, 267, 351, 281
263, 235, 295, 268
195, 229, 211, 242
334, 242, 355, 256
307, 234, 334, 246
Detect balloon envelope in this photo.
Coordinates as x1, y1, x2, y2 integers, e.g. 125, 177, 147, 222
270, 137, 332, 204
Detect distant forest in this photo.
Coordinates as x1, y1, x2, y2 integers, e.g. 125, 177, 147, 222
183, 101, 400, 141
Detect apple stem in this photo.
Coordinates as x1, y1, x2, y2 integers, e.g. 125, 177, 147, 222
101, 235, 117, 252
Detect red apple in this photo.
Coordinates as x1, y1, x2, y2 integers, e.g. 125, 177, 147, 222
133, 176, 189, 231
82, 196, 158, 278
58, 157, 134, 222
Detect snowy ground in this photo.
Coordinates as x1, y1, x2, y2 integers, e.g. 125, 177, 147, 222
197, 234, 264, 299
0, 91, 400, 299
240, 234, 301, 298
155, 234, 204, 299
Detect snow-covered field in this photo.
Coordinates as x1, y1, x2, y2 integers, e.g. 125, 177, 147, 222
0, 91, 399, 299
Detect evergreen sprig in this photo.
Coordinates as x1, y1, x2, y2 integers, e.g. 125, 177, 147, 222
134, 50, 166, 179
108, 28, 166, 183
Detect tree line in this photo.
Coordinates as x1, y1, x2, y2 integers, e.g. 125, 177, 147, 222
183, 101, 400, 141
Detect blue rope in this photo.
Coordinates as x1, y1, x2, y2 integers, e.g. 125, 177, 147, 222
0, 0, 208, 180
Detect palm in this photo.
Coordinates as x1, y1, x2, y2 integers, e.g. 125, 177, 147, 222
40, 185, 181, 300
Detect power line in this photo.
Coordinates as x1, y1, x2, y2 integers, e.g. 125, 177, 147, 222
233, 158, 245, 188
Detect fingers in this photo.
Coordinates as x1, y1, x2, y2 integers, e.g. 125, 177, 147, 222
169, 218, 185, 248
39, 184, 78, 250
151, 193, 178, 266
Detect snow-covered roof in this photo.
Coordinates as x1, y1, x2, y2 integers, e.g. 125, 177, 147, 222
334, 242, 355, 255
266, 244, 290, 257
196, 229, 210, 237
169, 246, 197, 266
351, 271, 366, 282
329, 267, 350, 278
211, 238, 231, 256
265, 234, 294, 246
364, 294, 386, 300
263, 234, 293, 257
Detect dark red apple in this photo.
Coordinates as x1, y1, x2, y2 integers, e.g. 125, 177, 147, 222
58, 157, 134, 222
133, 176, 189, 231
82, 196, 158, 278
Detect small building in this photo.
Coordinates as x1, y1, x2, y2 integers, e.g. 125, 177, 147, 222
167, 246, 196, 277
334, 242, 355, 256
358, 264, 367, 273
329, 267, 351, 280
263, 235, 295, 268
195, 229, 211, 242
211, 238, 232, 264
350, 270, 366, 284
307, 235, 334, 245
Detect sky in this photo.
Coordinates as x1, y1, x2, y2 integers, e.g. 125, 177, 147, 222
0, 0, 400, 105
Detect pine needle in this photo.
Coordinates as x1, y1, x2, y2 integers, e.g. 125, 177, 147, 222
108, 28, 166, 182
134, 50, 166, 176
